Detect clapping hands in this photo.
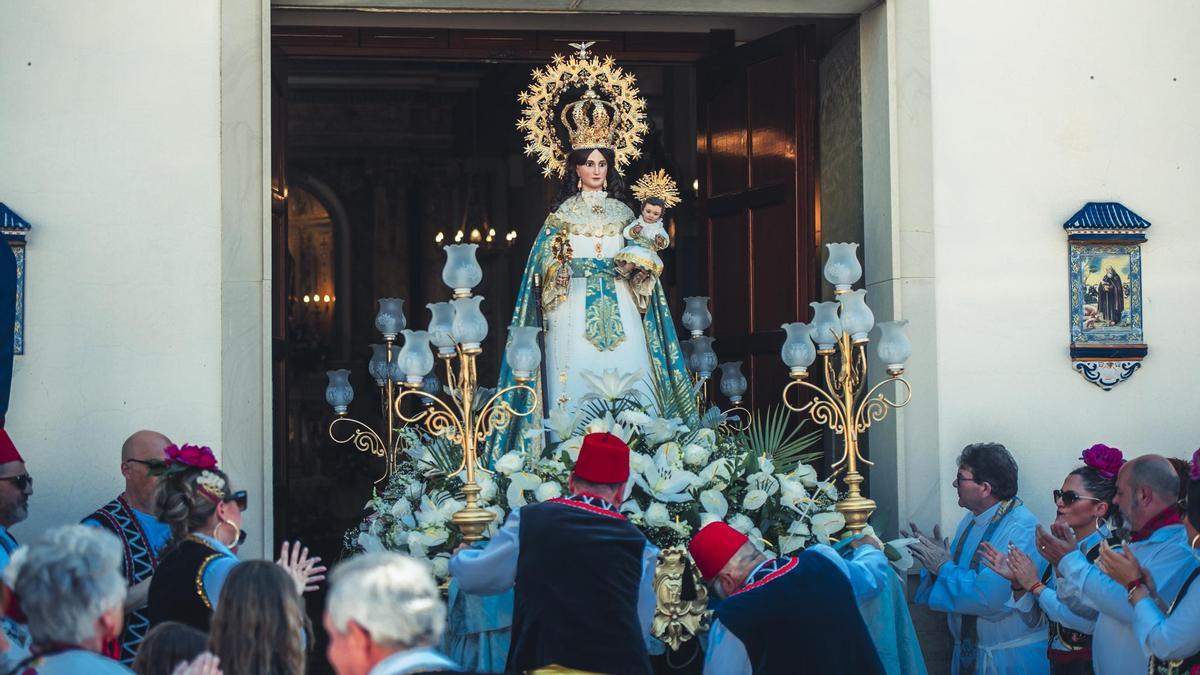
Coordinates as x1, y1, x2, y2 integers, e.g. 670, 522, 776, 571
901, 522, 951, 574
276, 541, 327, 595
1034, 523, 1078, 565
979, 541, 1042, 591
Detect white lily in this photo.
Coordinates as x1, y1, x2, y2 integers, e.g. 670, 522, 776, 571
779, 520, 811, 554
558, 436, 585, 461
616, 409, 652, 427
692, 427, 717, 449
654, 442, 683, 468
699, 490, 728, 519
642, 415, 686, 444
816, 480, 840, 501
743, 489, 769, 511
389, 498, 413, 520
544, 405, 580, 439
535, 481, 562, 502
698, 458, 734, 489
728, 513, 756, 534
357, 532, 384, 553
506, 471, 543, 507
584, 413, 634, 443
630, 452, 654, 474
620, 500, 644, 517
758, 456, 776, 474
699, 511, 723, 527
495, 452, 525, 475
635, 451, 699, 503
777, 476, 809, 508
745, 471, 780, 497
810, 511, 847, 544
580, 368, 644, 401
791, 463, 819, 487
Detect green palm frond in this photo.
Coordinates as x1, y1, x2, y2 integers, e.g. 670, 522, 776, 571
648, 375, 698, 422
736, 405, 822, 473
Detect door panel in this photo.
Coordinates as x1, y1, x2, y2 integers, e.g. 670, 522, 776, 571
697, 26, 817, 409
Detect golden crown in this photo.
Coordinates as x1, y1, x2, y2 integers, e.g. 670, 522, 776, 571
196, 470, 227, 500
517, 42, 648, 178
631, 169, 681, 209
561, 88, 618, 151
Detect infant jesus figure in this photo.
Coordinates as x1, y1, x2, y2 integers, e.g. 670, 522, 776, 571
615, 169, 681, 313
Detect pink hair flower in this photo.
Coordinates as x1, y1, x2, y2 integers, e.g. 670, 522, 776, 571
1081, 443, 1124, 480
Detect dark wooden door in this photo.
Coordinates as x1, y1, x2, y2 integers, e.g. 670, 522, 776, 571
270, 47, 289, 541
697, 26, 818, 410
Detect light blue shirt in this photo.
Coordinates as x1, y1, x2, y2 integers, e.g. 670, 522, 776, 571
0, 526, 17, 573
1132, 557, 1200, 662
82, 506, 172, 560
1058, 522, 1198, 675
368, 646, 461, 675
915, 501, 1049, 675
448, 506, 660, 653
1007, 530, 1103, 641
703, 545, 893, 675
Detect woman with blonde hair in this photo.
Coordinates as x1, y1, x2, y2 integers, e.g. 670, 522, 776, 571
209, 561, 309, 675
146, 444, 324, 632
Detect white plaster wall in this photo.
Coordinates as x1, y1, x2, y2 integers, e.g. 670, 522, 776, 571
0, 4, 225, 540
926, 0, 1200, 528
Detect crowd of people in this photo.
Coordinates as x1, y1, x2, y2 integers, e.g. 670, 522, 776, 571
0, 426, 1194, 674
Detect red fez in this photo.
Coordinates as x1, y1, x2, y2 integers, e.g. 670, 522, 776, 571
0, 430, 23, 464
572, 432, 630, 484
688, 521, 749, 581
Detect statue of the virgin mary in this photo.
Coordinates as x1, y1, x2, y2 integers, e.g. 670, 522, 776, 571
488, 46, 697, 459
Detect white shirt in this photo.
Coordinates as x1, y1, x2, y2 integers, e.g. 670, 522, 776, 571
703, 544, 891, 675
1058, 522, 1197, 675
448, 505, 660, 652
1131, 560, 1200, 661
1006, 530, 1103, 642
914, 501, 1048, 675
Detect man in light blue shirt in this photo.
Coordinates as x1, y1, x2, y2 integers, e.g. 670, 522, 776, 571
911, 442, 1048, 674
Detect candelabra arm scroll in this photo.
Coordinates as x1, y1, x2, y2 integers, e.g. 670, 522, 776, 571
472, 383, 540, 447
781, 376, 847, 434
853, 375, 913, 434
392, 387, 470, 475
327, 416, 390, 484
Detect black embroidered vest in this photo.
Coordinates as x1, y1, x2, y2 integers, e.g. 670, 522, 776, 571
717, 551, 885, 675
1042, 536, 1119, 662
86, 496, 161, 665
147, 537, 227, 632
1149, 566, 1200, 675
507, 495, 651, 675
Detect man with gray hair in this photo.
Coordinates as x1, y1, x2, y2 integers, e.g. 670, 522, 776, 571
324, 552, 462, 675
6, 525, 131, 673
1038, 453, 1199, 675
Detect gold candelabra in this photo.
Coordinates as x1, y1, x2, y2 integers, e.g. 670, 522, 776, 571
779, 242, 913, 535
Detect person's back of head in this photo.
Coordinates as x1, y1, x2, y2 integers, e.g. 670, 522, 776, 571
958, 442, 1019, 500
132, 622, 208, 675
9, 525, 126, 650
210, 560, 307, 675
325, 553, 445, 675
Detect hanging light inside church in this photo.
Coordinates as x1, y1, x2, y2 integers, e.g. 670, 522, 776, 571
435, 231, 445, 244
455, 230, 465, 243
488, 228, 496, 238
323, 294, 332, 303
303, 295, 311, 303
470, 228, 482, 243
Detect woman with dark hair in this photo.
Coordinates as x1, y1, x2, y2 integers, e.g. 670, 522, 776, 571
1098, 448, 1200, 674
981, 444, 1124, 674
131, 622, 207, 675
209, 561, 308, 675
146, 444, 324, 632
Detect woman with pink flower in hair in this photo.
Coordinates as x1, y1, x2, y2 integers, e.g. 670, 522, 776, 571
1096, 448, 1200, 675
980, 443, 1124, 675
145, 444, 325, 633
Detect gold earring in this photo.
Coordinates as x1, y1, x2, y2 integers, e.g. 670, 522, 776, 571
213, 519, 241, 548
577, 178, 582, 190
603, 179, 608, 191
1192, 533, 1199, 549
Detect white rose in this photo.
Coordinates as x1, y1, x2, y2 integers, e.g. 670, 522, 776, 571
357, 532, 384, 553
645, 502, 672, 528
477, 474, 498, 503
406, 532, 429, 559
389, 498, 413, 519
431, 554, 451, 580
630, 452, 654, 474
699, 490, 728, 519
742, 489, 769, 511
728, 513, 755, 534
777, 477, 807, 506
405, 480, 424, 500
535, 481, 562, 502
495, 452, 525, 475
617, 410, 652, 427
682, 443, 710, 467
692, 428, 716, 449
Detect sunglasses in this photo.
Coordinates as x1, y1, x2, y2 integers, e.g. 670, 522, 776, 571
125, 458, 167, 471
223, 490, 248, 512
1054, 489, 1102, 505
236, 529, 248, 546
0, 474, 32, 491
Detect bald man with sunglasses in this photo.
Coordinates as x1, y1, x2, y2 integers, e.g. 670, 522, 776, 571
82, 430, 174, 666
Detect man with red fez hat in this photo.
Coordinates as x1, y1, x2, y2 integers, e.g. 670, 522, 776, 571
0, 430, 31, 572
688, 521, 885, 675
450, 432, 658, 674
81, 430, 174, 666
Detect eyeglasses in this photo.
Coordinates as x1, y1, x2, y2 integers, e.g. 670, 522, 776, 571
223, 490, 248, 512
124, 458, 167, 471
0, 474, 31, 491
236, 529, 248, 546
1054, 489, 1103, 506
952, 474, 983, 488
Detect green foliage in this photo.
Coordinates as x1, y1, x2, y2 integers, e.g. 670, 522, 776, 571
735, 405, 822, 473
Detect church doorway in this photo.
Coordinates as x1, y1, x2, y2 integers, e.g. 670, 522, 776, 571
269, 14, 846, 672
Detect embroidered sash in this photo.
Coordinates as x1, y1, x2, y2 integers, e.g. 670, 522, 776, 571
87, 496, 160, 665
957, 498, 1022, 675
567, 258, 625, 351
547, 494, 626, 519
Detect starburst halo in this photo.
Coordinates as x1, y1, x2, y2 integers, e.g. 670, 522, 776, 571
516, 46, 649, 179
631, 169, 681, 209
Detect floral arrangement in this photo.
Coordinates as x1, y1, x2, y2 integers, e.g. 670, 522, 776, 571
346, 369, 844, 581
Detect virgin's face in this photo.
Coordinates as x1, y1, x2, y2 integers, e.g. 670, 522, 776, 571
575, 150, 608, 191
